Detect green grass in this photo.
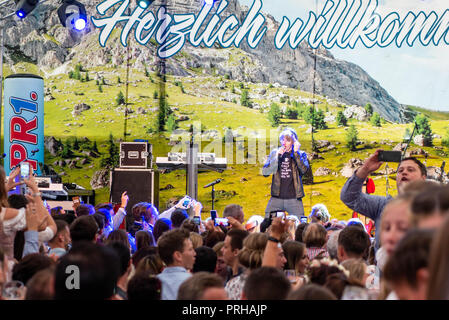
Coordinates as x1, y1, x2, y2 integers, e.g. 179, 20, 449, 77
407, 105, 449, 120
6, 56, 449, 222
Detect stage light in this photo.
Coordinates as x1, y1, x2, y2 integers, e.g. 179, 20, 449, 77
58, 0, 87, 31
15, 0, 39, 19
137, 0, 152, 9
74, 17, 86, 30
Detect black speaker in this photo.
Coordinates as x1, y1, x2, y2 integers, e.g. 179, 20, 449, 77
109, 168, 159, 219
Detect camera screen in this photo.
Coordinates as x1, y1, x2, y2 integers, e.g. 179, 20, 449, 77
215, 218, 228, 226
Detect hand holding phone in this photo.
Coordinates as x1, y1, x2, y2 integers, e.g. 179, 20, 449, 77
72, 196, 81, 210
20, 162, 30, 181
193, 216, 201, 225
178, 196, 192, 209
214, 217, 228, 227
378, 150, 402, 163
210, 210, 217, 221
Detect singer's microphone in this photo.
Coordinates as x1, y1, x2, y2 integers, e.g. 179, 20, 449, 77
203, 179, 222, 188
1, 153, 6, 159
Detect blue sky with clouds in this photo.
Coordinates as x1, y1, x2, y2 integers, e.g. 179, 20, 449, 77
238, 0, 449, 111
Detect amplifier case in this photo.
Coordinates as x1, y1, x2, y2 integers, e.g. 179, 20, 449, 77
109, 169, 159, 213
119, 142, 152, 168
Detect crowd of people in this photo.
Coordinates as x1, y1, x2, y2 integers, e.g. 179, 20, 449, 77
1, 148, 449, 300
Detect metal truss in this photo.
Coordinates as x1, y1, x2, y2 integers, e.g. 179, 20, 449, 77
0, 0, 17, 21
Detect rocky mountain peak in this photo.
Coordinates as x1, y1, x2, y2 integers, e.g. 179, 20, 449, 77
2, 0, 408, 122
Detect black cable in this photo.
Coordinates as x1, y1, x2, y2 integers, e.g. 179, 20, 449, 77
123, 6, 131, 141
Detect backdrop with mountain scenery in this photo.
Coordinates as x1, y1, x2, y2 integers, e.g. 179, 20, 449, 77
2, 0, 449, 221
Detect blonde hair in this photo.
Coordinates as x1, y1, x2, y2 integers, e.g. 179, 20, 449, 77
238, 233, 268, 270
380, 193, 414, 229
340, 258, 367, 285
189, 232, 203, 249
212, 241, 224, 257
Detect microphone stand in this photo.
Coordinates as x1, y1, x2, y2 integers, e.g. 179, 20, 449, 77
211, 184, 215, 211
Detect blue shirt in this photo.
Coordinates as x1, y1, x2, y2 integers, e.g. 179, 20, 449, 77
22, 230, 39, 258
156, 266, 191, 300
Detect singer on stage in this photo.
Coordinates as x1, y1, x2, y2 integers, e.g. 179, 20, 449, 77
262, 128, 310, 217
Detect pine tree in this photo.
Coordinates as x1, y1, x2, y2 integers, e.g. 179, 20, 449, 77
268, 103, 282, 127
336, 110, 348, 126
116, 91, 125, 105
442, 128, 449, 148
60, 143, 74, 158
415, 113, 433, 146
100, 134, 119, 167
153, 91, 158, 99
101, 77, 106, 85
156, 98, 168, 132
285, 108, 298, 119
313, 109, 327, 130
92, 140, 99, 153
364, 103, 373, 116
304, 107, 327, 131
166, 114, 178, 132
370, 112, 381, 127
98, 85, 103, 92
73, 137, 80, 150
346, 125, 359, 151
74, 69, 81, 81
240, 89, 251, 107
304, 106, 314, 124
85, 72, 89, 81
117, 76, 121, 84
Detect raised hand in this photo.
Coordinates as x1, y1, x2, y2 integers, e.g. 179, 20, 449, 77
277, 146, 286, 156
25, 202, 40, 231
270, 216, 288, 239
294, 141, 301, 152
357, 149, 384, 179
227, 216, 245, 231
121, 191, 129, 208
5, 167, 22, 191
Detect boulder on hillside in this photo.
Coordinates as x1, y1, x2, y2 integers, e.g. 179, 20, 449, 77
343, 106, 369, 121
340, 158, 364, 178
315, 140, 331, 149
72, 103, 91, 116
44, 136, 63, 156
393, 143, 407, 152
90, 169, 109, 189
307, 153, 324, 163
314, 167, 332, 176
413, 134, 432, 147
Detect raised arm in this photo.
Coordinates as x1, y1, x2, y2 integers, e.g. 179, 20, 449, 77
22, 202, 40, 257
112, 191, 128, 230
262, 217, 288, 268
340, 150, 388, 221
262, 149, 281, 177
